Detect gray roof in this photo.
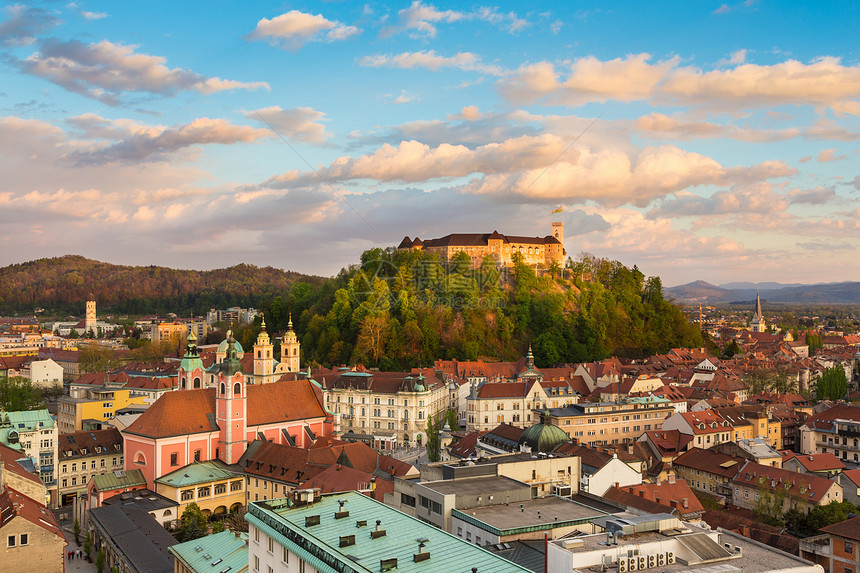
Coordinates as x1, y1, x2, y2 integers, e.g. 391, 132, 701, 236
88, 505, 177, 573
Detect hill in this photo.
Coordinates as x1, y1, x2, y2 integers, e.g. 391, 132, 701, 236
0, 255, 324, 316
257, 249, 704, 369
666, 280, 860, 304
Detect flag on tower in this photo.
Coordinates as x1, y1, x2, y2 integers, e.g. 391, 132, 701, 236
551, 206, 563, 214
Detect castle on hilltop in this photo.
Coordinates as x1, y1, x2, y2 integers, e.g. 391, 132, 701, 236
398, 222, 565, 268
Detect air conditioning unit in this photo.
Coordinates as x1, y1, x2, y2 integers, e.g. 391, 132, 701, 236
619, 558, 628, 573
667, 552, 676, 565
647, 554, 656, 568
657, 554, 666, 566
638, 556, 646, 570
628, 557, 638, 572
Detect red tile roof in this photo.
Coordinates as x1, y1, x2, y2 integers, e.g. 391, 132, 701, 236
0, 486, 64, 539
733, 461, 837, 503
781, 452, 845, 472
124, 378, 327, 438
59, 428, 123, 461
300, 464, 393, 502
0, 443, 44, 488
821, 516, 860, 542
476, 381, 529, 399
673, 447, 743, 479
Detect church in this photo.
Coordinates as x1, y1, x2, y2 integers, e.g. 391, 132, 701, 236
123, 324, 333, 488
398, 222, 565, 268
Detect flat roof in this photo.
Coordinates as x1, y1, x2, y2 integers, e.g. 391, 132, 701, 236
557, 524, 814, 573
420, 475, 528, 496
247, 492, 532, 573
454, 496, 610, 533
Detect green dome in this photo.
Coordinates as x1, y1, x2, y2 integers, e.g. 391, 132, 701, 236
219, 334, 244, 377
518, 410, 569, 453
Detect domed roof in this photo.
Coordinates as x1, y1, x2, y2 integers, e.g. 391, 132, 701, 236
180, 330, 203, 372
518, 410, 569, 453
217, 330, 244, 355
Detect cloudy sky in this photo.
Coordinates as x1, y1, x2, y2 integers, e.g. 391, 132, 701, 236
1, 1, 858, 286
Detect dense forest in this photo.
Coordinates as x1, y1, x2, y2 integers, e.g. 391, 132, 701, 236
255, 249, 704, 369
0, 255, 323, 316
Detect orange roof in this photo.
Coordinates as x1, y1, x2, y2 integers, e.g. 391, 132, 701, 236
301, 464, 393, 502
781, 452, 845, 472
124, 378, 326, 438
0, 486, 64, 539
0, 443, 44, 488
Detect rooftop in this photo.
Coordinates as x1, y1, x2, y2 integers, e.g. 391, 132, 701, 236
170, 529, 249, 573
419, 475, 528, 497
156, 460, 241, 488
246, 492, 532, 572
88, 505, 177, 573
453, 495, 610, 534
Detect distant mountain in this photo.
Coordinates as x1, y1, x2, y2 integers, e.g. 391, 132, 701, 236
663, 281, 738, 304
666, 280, 860, 304
718, 281, 805, 290
0, 255, 324, 316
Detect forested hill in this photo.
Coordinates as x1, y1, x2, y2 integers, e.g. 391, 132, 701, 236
0, 255, 324, 316
255, 249, 704, 370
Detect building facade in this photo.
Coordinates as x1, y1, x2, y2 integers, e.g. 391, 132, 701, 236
549, 397, 675, 446
57, 428, 124, 506
398, 222, 565, 269
0, 410, 58, 506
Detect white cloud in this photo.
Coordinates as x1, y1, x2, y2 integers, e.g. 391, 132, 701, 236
81, 11, 106, 20
0, 4, 60, 46
22, 39, 269, 105
379, 2, 528, 38
248, 10, 360, 49
817, 148, 847, 162
244, 106, 331, 144
66, 117, 270, 165
359, 50, 503, 75
498, 53, 860, 112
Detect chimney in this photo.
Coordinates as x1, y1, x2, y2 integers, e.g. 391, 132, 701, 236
668, 474, 676, 484
682, 498, 689, 509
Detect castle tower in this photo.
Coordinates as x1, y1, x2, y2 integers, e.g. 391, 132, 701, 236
552, 221, 563, 246
750, 289, 766, 333
85, 296, 96, 333
216, 334, 247, 464
253, 317, 275, 384
281, 314, 301, 372
179, 330, 204, 389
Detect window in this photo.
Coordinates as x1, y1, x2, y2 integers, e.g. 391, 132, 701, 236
7, 535, 15, 547
268, 537, 274, 553
466, 532, 472, 541
91, 460, 96, 469
170, 453, 178, 466
253, 555, 259, 571
254, 527, 259, 542
282, 547, 289, 563
19, 534, 27, 546
457, 527, 463, 537
845, 541, 854, 554
194, 450, 201, 462
62, 479, 67, 488
231, 480, 242, 491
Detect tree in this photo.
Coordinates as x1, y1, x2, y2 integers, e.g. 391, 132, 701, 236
174, 502, 208, 542
79, 346, 122, 373
84, 531, 93, 562
211, 520, 226, 534
0, 376, 43, 411
73, 518, 81, 545
445, 409, 459, 431
817, 366, 848, 401
425, 415, 440, 462
96, 548, 106, 573
753, 484, 787, 526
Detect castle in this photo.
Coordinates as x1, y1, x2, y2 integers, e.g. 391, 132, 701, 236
397, 222, 565, 268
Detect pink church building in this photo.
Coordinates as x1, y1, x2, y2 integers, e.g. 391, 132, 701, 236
121, 333, 333, 487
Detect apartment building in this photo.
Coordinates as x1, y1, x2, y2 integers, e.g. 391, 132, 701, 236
0, 409, 58, 506
57, 428, 124, 506
800, 405, 860, 463
548, 396, 675, 446
322, 369, 450, 448
672, 447, 743, 500
732, 460, 842, 514
661, 410, 733, 450
57, 380, 148, 433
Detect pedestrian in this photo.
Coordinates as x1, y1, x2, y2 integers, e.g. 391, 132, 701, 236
66, 551, 70, 560
77, 549, 82, 559
70, 550, 74, 560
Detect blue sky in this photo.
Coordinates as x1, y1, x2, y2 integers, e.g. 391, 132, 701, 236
1, 1, 858, 286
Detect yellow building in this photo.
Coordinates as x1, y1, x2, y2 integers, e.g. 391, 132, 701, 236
57, 428, 124, 506
155, 460, 245, 518
549, 397, 676, 446
57, 385, 147, 433
398, 222, 565, 269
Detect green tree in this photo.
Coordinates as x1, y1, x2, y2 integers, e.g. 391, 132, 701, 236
73, 518, 81, 545
96, 548, 106, 573
445, 409, 459, 431
174, 502, 208, 542
817, 366, 848, 401
753, 484, 787, 526
0, 376, 43, 411
425, 415, 440, 462
211, 520, 226, 533
79, 346, 122, 373
84, 531, 93, 562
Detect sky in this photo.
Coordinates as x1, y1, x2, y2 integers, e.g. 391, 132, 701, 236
0, 1, 858, 287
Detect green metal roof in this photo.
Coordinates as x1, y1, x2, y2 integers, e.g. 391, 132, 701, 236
246, 492, 533, 573
92, 468, 147, 491
169, 530, 249, 573
156, 460, 240, 488
1, 409, 54, 430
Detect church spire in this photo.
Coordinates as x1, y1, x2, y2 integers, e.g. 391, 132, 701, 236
527, 344, 535, 371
